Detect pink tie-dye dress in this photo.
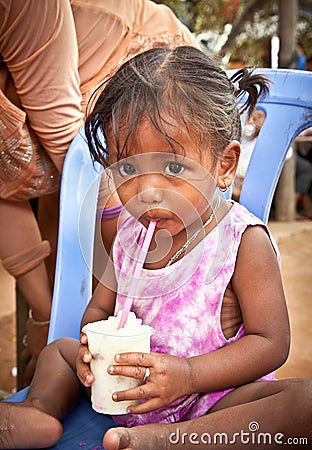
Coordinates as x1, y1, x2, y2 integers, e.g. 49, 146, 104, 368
112, 200, 277, 427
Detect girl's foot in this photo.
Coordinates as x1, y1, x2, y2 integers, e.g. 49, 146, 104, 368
103, 424, 171, 450
0, 402, 63, 449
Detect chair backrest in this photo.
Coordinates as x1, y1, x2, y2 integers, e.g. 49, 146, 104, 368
48, 129, 102, 343
228, 68, 312, 223
48, 68, 312, 343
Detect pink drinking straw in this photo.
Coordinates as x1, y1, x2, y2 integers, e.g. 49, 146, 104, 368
118, 220, 157, 328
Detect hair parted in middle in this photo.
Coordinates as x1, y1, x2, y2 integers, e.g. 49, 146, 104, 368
85, 46, 269, 167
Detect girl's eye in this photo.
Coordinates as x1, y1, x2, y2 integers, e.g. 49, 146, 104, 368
165, 162, 185, 176
119, 163, 136, 176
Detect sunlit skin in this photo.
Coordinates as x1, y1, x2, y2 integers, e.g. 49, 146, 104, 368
105, 119, 239, 268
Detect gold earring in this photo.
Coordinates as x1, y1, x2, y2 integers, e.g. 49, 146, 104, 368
219, 181, 228, 192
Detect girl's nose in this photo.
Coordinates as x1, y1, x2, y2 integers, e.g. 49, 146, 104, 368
137, 175, 164, 205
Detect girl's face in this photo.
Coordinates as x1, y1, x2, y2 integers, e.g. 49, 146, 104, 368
107, 120, 219, 237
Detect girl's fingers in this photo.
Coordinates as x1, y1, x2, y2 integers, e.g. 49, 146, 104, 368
114, 351, 155, 366
77, 342, 92, 362
82, 350, 92, 363
112, 384, 161, 414
108, 363, 148, 380
76, 344, 94, 386
112, 382, 153, 403
126, 398, 161, 414
76, 360, 94, 387
80, 332, 88, 344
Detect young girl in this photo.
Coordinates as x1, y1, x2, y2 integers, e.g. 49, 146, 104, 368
0, 46, 311, 449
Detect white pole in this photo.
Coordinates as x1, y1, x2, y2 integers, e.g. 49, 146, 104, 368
271, 35, 279, 68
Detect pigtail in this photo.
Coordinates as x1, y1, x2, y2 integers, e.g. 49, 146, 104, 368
230, 68, 270, 118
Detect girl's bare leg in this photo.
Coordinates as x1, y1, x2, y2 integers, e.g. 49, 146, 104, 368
0, 338, 81, 449
103, 378, 312, 450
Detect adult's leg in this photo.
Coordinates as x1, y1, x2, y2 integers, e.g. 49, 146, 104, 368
37, 191, 60, 291
0, 199, 52, 384
103, 378, 312, 450
0, 199, 52, 321
0, 338, 81, 449
296, 154, 312, 219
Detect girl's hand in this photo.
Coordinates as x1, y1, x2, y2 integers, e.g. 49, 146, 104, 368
76, 332, 94, 387
108, 352, 193, 414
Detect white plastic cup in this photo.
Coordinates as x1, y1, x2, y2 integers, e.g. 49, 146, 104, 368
82, 320, 154, 415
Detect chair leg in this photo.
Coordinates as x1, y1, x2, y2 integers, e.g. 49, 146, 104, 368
274, 154, 296, 221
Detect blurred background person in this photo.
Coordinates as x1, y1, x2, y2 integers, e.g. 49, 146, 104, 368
295, 127, 312, 220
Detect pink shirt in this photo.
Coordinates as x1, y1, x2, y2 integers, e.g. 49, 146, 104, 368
112, 201, 276, 426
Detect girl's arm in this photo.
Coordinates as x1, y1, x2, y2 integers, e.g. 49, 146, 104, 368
188, 224, 290, 392
77, 256, 117, 387
80, 255, 118, 329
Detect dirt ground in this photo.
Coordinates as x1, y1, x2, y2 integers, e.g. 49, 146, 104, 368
273, 226, 312, 379
0, 221, 311, 399
0, 313, 16, 397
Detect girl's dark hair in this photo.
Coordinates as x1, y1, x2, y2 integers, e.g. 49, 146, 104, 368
85, 46, 269, 168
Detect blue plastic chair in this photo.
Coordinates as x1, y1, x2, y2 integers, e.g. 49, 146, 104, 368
48, 128, 103, 343
6, 68, 312, 448
229, 68, 312, 223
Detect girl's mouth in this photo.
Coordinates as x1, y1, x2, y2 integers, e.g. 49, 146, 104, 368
141, 213, 172, 229
150, 218, 168, 229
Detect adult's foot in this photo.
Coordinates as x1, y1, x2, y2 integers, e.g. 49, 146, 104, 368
296, 212, 312, 221
0, 402, 63, 449
103, 424, 171, 450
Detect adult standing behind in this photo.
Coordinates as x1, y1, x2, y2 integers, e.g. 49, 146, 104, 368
0, 0, 197, 384
295, 127, 312, 219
